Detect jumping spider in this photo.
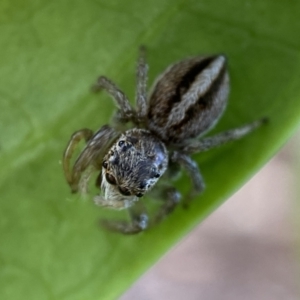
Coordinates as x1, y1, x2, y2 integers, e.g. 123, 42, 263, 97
63, 46, 265, 234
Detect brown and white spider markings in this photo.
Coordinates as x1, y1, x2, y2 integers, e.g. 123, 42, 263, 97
63, 46, 266, 234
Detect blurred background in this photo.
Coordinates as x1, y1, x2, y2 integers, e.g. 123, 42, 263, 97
122, 130, 300, 299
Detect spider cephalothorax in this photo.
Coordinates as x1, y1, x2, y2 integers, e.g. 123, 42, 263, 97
63, 47, 265, 234
98, 128, 168, 209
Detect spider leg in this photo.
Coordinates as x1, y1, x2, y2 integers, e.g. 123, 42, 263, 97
136, 45, 148, 121
100, 202, 149, 234
92, 76, 135, 123
63, 125, 118, 193
99, 185, 181, 234
63, 128, 94, 190
183, 118, 267, 154
172, 151, 205, 207
151, 186, 181, 225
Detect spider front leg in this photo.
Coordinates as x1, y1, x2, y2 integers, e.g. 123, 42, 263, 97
172, 152, 205, 207
99, 186, 181, 234
100, 202, 149, 234
63, 125, 118, 193
63, 129, 94, 192
151, 186, 181, 225
92, 76, 136, 124
136, 45, 148, 121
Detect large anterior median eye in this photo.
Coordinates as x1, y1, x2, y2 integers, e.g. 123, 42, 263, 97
105, 173, 117, 185
118, 186, 131, 196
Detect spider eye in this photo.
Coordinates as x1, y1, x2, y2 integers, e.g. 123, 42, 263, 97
118, 186, 131, 196
102, 160, 108, 169
105, 173, 117, 185
118, 140, 131, 151
136, 192, 143, 198
139, 181, 147, 189
153, 172, 160, 178
118, 140, 125, 147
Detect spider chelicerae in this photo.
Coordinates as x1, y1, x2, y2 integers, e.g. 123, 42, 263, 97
63, 46, 266, 234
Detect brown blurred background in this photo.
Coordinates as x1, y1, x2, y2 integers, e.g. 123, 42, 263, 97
121, 131, 300, 300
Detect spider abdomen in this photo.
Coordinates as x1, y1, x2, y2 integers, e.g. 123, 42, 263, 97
147, 55, 229, 144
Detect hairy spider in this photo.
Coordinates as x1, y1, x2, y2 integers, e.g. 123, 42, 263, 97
63, 46, 266, 234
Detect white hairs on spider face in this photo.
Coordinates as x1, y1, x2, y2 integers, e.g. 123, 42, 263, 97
96, 169, 138, 210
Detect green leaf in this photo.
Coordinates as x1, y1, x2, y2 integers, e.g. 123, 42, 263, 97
1, 0, 300, 299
